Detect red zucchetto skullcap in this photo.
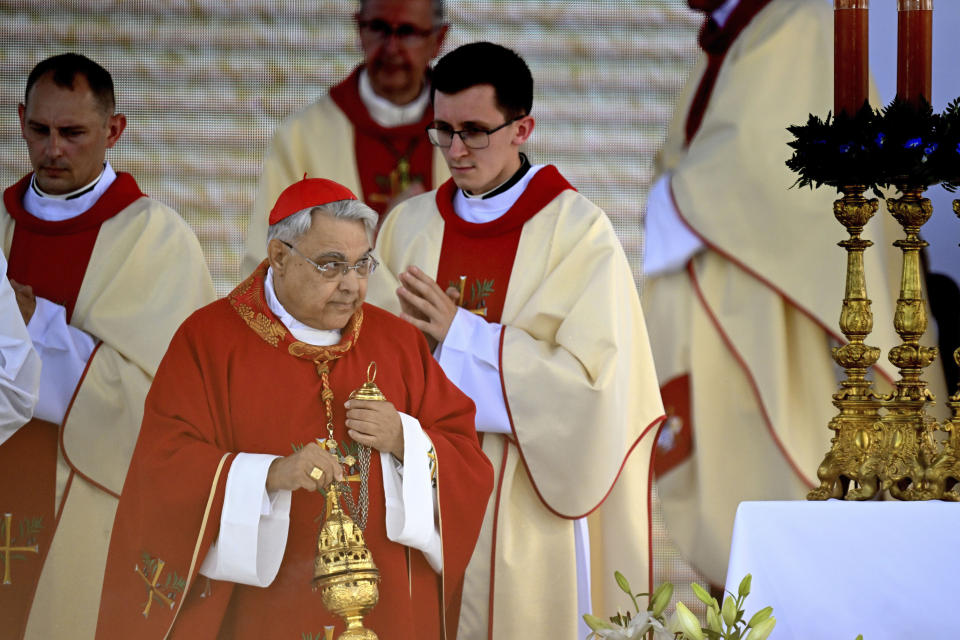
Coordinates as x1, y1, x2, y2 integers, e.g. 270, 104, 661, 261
268, 175, 358, 225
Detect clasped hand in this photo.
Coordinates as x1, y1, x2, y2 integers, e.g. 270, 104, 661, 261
265, 399, 405, 494
396, 265, 459, 350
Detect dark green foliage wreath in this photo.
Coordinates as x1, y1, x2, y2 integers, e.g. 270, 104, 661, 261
786, 97, 960, 195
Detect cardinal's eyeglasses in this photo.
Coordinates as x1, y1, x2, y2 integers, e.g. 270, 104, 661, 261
281, 241, 379, 281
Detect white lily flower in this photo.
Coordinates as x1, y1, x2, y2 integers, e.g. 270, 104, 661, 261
588, 611, 673, 640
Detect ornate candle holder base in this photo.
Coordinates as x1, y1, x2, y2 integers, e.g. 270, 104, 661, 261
809, 185, 884, 500
924, 349, 960, 500
873, 185, 940, 500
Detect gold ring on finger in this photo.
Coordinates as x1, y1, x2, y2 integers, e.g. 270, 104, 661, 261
309, 466, 324, 482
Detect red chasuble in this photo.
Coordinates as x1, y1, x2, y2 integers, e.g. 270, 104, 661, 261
96, 263, 492, 640
433, 166, 574, 323
330, 67, 438, 218
0, 172, 143, 638
685, 0, 774, 144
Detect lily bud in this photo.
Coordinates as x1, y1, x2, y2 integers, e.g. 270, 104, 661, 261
675, 602, 705, 640
615, 571, 632, 596
706, 605, 722, 633
745, 616, 776, 640
721, 595, 738, 627
746, 606, 773, 629
691, 582, 716, 610
582, 613, 614, 631
738, 574, 752, 598
650, 582, 673, 618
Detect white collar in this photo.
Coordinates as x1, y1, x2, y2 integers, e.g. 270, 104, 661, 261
712, 0, 740, 27
265, 266, 342, 346
358, 68, 431, 128
453, 164, 545, 223
23, 162, 116, 222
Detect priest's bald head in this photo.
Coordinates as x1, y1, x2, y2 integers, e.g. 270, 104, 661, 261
266, 178, 379, 331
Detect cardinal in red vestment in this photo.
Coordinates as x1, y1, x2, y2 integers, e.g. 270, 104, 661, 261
96, 178, 492, 639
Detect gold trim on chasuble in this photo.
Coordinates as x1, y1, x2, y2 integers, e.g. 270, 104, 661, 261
228, 260, 363, 360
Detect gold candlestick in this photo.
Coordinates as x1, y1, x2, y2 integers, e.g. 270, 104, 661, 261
810, 185, 884, 500
923, 200, 960, 499
871, 185, 939, 500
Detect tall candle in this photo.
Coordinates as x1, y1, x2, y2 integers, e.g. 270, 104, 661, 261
835, 0, 870, 116
897, 0, 933, 109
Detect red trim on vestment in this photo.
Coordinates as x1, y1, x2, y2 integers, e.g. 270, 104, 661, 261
666, 182, 895, 387
4, 172, 144, 322
3, 172, 144, 233
687, 260, 815, 488
58, 342, 121, 499
486, 437, 511, 640
434, 165, 575, 237
685, 0, 774, 144
496, 326, 667, 518
329, 67, 438, 218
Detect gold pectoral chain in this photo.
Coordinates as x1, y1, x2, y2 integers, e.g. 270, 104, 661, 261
332, 446, 371, 531
318, 367, 370, 530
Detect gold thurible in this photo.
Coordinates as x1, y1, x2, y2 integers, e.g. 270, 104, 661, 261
809, 185, 884, 500
313, 362, 385, 639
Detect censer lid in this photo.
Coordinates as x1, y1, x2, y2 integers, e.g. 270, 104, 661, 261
315, 484, 379, 579
350, 362, 385, 402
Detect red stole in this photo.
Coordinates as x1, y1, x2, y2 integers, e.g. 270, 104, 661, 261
0, 172, 142, 638
433, 166, 574, 323
4, 172, 144, 322
684, 0, 773, 144
329, 67, 437, 219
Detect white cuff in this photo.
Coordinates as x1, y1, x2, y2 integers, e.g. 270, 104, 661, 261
642, 173, 705, 277
0, 274, 40, 442
380, 412, 442, 572
198, 453, 290, 587
436, 309, 511, 434
27, 297, 96, 425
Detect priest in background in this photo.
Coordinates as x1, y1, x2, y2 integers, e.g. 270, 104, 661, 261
241, 0, 451, 276
640, 0, 942, 588
367, 42, 665, 639
96, 178, 492, 639
0, 53, 215, 639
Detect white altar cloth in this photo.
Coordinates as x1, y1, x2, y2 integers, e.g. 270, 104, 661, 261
725, 500, 960, 640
